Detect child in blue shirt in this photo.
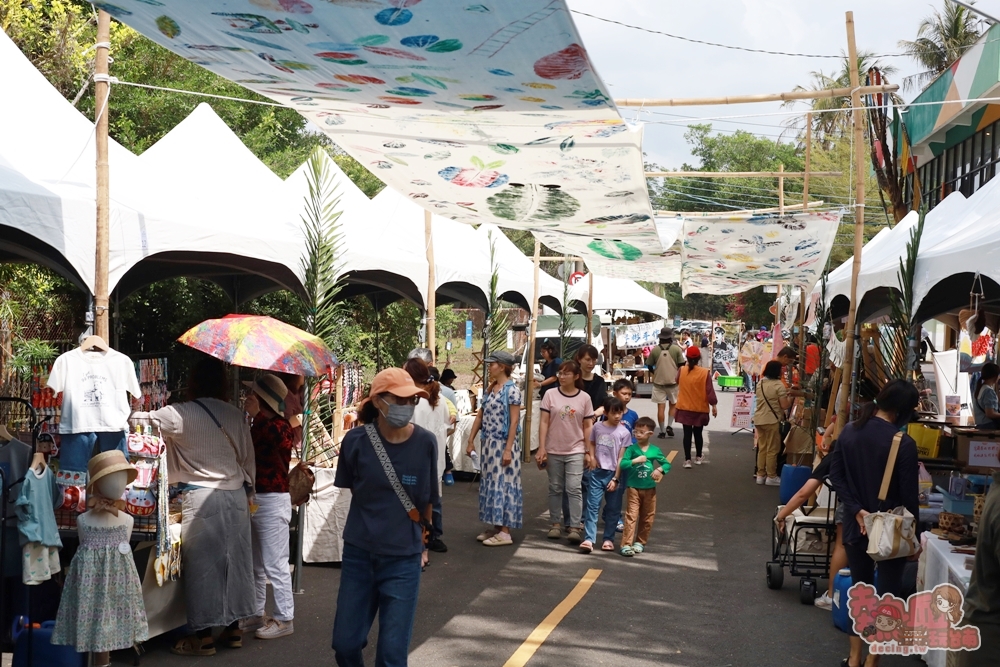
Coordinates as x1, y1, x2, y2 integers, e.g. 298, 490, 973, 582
610, 379, 637, 533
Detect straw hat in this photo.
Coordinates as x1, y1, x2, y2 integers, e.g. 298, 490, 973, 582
87, 450, 137, 491
244, 374, 288, 415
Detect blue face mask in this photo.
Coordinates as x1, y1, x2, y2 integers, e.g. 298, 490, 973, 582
380, 402, 415, 428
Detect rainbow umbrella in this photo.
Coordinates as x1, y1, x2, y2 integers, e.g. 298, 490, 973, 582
178, 315, 336, 377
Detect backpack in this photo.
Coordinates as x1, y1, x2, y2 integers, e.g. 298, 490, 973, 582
652, 344, 680, 386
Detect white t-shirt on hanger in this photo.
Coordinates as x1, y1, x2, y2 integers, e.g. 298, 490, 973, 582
47, 347, 141, 434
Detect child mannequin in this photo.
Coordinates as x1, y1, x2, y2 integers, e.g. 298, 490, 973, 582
51, 451, 148, 665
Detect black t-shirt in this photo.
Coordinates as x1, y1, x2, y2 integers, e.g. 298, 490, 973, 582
335, 423, 440, 556
581, 374, 608, 411
810, 454, 832, 481
539, 357, 562, 398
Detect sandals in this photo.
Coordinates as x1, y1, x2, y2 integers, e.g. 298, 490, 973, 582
579, 540, 593, 554
171, 635, 216, 656
601, 540, 615, 551
632, 543, 645, 554
477, 528, 499, 542
620, 545, 635, 557
218, 627, 243, 649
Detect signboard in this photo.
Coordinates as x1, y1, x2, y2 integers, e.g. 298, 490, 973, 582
613, 320, 664, 349
465, 321, 473, 349
968, 440, 1000, 468
731, 392, 754, 429
568, 271, 586, 286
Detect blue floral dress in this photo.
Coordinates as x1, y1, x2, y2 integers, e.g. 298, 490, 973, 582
479, 381, 523, 528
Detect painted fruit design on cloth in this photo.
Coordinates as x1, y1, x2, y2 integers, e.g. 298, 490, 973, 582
534, 44, 591, 80
156, 15, 180, 38
486, 184, 580, 223
438, 157, 508, 188
587, 239, 642, 262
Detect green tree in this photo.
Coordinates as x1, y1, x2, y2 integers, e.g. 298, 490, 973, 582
899, 1, 984, 91
0, 0, 93, 99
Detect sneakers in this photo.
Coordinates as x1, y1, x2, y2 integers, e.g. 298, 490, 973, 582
814, 592, 834, 610
616, 520, 624, 533
240, 615, 267, 633
695, 456, 704, 465
427, 538, 448, 553
255, 619, 294, 640
765, 476, 781, 486
566, 529, 583, 545
657, 431, 667, 439
443, 472, 455, 486
477, 528, 498, 542
578, 540, 593, 554
683, 460, 693, 469
756, 476, 766, 485
483, 532, 513, 547
547, 525, 562, 539
665, 426, 675, 437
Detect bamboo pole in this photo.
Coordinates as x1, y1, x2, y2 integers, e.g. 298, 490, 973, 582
836, 12, 867, 433
803, 113, 813, 209
798, 115, 812, 392
778, 164, 785, 214
94, 11, 111, 340
646, 171, 840, 178
615, 84, 897, 108
424, 209, 436, 365
521, 240, 541, 463
586, 271, 594, 341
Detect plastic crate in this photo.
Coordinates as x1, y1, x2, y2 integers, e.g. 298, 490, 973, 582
717, 375, 744, 388
940, 489, 975, 516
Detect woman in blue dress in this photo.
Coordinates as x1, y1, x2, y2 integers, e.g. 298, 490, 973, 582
467, 351, 523, 546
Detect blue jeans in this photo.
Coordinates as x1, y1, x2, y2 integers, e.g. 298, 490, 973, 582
332, 543, 422, 667
582, 469, 622, 544
58, 431, 127, 475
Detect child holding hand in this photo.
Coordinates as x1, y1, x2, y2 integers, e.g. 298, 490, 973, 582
618, 416, 671, 557
580, 397, 632, 554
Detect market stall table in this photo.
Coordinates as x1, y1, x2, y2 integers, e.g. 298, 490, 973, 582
919, 533, 974, 667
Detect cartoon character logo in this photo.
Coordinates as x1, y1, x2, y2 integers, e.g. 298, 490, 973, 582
558, 405, 577, 421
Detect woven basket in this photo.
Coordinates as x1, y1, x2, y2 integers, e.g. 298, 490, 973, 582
972, 494, 987, 525
939, 511, 966, 532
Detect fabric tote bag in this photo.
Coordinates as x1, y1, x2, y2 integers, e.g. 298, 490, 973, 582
864, 432, 920, 561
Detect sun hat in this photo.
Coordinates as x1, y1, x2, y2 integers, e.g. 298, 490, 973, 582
685, 345, 702, 360
87, 450, 138, 491
484, 350, 517, 366
658, 327, 673, 341
359, 367, 429, 408
244, 373, 288, 415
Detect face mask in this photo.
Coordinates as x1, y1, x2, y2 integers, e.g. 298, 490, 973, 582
380, 402, 415, 428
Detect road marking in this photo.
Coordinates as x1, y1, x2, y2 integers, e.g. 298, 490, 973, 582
667, 450, 678, 463
502, 569, 602, 667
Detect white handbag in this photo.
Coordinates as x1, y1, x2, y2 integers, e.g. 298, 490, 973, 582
864, 432, 920, 561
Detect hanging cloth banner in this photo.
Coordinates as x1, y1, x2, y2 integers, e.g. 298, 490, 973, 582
98, 0, 660, 267
680, 211, 841, 296
613, 320, 664, 349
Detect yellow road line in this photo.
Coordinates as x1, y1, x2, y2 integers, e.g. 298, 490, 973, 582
666, 450, 678, 463
502, 569, 602, 667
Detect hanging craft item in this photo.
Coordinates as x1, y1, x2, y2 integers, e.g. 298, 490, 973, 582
739, 339, 768, 377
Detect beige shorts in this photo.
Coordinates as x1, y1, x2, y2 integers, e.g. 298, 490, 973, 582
650, 383, 678, 405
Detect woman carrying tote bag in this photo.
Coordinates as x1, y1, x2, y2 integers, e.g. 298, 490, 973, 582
829, 380, 921, 667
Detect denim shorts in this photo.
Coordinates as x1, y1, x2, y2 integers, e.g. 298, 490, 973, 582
58, 431, 127, 480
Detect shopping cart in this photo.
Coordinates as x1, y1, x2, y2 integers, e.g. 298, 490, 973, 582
765, 479, 838, 604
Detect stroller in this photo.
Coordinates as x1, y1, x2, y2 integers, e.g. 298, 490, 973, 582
766, 478, 838, 605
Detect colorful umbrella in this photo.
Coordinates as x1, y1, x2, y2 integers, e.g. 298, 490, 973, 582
178, 315, 336, 377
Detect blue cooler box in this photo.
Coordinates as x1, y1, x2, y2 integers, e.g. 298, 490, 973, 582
779, 464, 812, 504
832, 569, 853, 633
12, 618, 86, 667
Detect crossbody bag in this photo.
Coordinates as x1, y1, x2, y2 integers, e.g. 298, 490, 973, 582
364, 424, 431, 546
758, 382, 791, 439
864, 432, 919, 561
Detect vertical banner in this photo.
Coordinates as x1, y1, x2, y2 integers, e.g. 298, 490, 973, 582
465, 320, 473, 349
731, 392, 754, 429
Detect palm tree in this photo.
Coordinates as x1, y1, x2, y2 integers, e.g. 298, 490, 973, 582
898, 1, 985, 90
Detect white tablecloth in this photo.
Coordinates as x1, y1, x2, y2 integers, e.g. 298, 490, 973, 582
450, 399, 540, 472
302, 466, 352, 563
919, 534, 973, 667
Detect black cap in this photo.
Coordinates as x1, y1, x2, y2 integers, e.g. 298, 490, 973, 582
440, 368, 457, 384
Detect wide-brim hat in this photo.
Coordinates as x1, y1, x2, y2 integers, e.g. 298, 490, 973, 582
484, 350, 517, 366
359, 367, 429, 408
658, 327, 673, 341
243, 373, 288, 415
87, 450, 137, 491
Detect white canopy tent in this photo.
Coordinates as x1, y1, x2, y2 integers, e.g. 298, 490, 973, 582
569, 274, 669, 319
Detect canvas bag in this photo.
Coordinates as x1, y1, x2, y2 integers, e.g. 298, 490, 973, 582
864, 432, 920, 561
652, 344, 680, 386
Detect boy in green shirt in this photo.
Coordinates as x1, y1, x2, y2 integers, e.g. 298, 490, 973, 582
614, 416, 670, 557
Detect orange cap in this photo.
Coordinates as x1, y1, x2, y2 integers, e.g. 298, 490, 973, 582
360, 368, 429, 407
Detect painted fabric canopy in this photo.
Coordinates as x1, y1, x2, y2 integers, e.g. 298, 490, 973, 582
98, 0, 659, 272
679, 211, 841, 296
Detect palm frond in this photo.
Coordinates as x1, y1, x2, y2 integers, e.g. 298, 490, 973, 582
886, 208, 926, 380
483, 230, 510, 358
558, 259, 574, 359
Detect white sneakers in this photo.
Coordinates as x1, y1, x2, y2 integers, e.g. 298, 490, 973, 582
765, 477, 781, 486
814, 592, 834, 610
756, 476, 766, 485
240, 615, 267, 632
255, 618, 294, 640
695, 456, 704, 465
683, 460, 693, 469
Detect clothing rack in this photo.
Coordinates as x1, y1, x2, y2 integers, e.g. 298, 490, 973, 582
0, 397, 38, 659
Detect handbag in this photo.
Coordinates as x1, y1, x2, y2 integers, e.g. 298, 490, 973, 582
288, 462, 315, 507
759, 381, 791, 439
864, 432, 920, 562
364, 424, 432, 546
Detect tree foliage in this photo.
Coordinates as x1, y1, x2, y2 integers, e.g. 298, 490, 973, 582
899, 1, 984, 91
0, 0, 93, 99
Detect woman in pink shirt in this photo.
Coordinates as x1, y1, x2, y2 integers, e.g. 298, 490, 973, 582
537, 361, 595, 545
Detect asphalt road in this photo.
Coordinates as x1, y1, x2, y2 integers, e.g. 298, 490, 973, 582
124, 393, 926, 667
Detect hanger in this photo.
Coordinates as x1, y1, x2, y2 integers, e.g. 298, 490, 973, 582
30, 451, 46, 473
81, 335, 109, 352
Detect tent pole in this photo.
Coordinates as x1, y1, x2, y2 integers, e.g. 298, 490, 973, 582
94, 10, 111, 341
521, 240, 541, 463
425, 209, 436, 365
778, 163, 784, 215
803, 113, 813, 210
586, 271, 594, 341
836, 11, 867, 433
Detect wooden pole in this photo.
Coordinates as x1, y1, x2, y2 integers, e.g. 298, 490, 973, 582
646, 170, 840, 178
586, 271, 594, 341
94, 11, 111, 341
778, 164, 785, 214
836, 12, 867, 433
424, 209, 436, 366
803, 112, 813, 209
521, 240, 541, 463
798, 114, 812, 391
614, 84, 897, 108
